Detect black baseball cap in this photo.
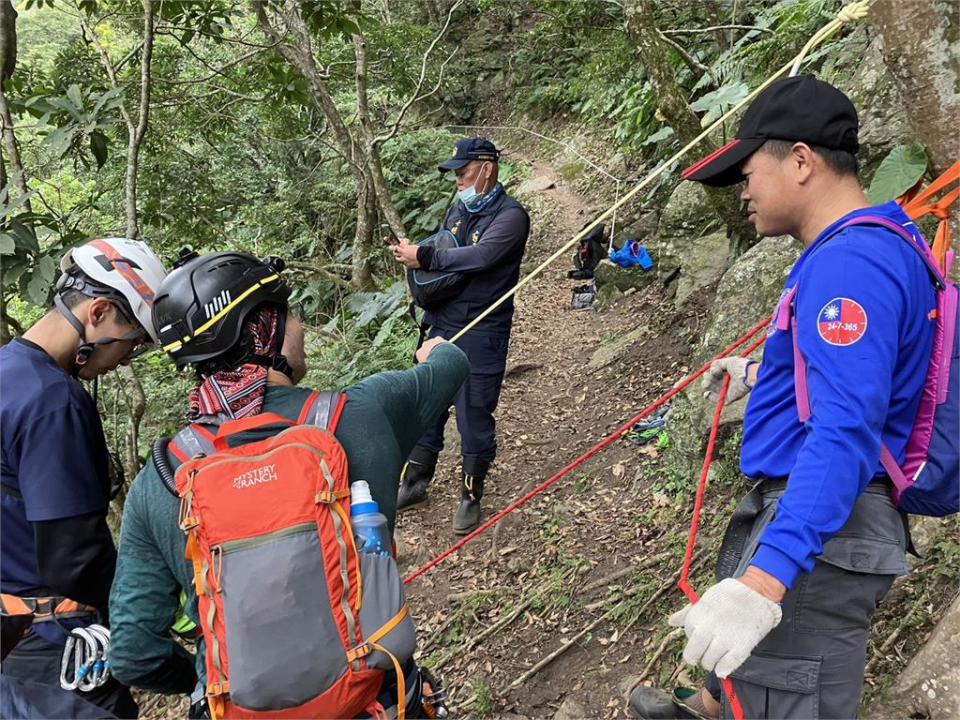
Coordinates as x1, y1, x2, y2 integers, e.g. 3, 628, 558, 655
682, 75, 859, 187
438, 137, 501, 172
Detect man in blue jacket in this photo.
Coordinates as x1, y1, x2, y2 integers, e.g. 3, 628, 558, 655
392, 138, 530, 534
629, 76, 936, 720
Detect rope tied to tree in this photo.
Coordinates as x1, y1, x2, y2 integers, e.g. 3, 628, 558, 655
790, 0, 872, 76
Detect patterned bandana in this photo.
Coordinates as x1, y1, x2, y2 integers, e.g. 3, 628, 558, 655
187, 306, 284, 423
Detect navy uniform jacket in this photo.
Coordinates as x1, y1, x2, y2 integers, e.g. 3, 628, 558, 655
742, 201, 936, 588
423, 187, 530, 336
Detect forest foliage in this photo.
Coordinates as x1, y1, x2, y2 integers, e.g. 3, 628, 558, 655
0, 0, 938, 474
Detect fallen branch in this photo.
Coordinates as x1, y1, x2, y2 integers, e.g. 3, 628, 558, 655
635, 628, 684, 685
581, 551, 671, 595
510, 606, 613, 687
432, 594, 537, 671
865, 601, 923, 675
509, 552, 708, 689
662, 24, 774, 36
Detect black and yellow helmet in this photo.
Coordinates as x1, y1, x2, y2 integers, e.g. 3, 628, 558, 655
152, 250, 290, 367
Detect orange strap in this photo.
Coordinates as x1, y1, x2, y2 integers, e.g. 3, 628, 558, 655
0, 593, 96, 620
347, 605, 411, 720
899, 160, 960, 275
297, 391, 321, 425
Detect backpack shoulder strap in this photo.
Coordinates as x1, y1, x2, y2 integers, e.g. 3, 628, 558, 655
297, 391, 348, 433
169, 423, 217, 461
155, 423, 217, 498
832, 215, 946, 289
786, 215, 949, 487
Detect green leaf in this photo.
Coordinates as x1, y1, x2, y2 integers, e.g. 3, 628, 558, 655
25, 271, 51, 307
66, 84, 85, 112
36, 254, 59, 284
0, 234, 15, 255
691, 82, 750, 126
867, 144, 928, 205
90, 131, 109, 169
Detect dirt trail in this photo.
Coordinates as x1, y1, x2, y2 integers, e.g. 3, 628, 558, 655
397, 154, 711, 718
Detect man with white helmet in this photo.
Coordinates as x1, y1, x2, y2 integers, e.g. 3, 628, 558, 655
1, 238, 167, 718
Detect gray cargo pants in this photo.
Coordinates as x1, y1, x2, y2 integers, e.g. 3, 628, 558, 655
707, 481, 907, 719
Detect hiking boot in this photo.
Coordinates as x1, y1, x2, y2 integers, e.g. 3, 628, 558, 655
628, 687, 716, 720
397, 448, 438, 513
453, 459, 488, 535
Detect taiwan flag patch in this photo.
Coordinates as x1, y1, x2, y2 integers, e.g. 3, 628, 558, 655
818, 297, 868, 346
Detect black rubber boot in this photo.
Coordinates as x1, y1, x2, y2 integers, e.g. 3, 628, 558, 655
628, 686, 714, 720
397, 447, 438, 513
453, 458, 488, 535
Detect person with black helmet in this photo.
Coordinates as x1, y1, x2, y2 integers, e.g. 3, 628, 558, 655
1, 238, 168, 718
107, 250, 468, 717
391, 137, 530, 534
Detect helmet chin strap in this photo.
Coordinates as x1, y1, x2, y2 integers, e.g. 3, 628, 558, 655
54, 294, 144, 374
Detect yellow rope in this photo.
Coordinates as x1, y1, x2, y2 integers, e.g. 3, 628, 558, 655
449, 0, 871, 343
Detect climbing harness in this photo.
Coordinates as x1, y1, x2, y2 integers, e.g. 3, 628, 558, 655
59, 624, 112, 692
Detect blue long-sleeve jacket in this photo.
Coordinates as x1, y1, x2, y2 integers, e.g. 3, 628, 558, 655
742, 202, 936, 588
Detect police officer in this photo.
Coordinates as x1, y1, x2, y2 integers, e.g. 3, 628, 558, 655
629, 76, 937, 719
392, 137, 530, 534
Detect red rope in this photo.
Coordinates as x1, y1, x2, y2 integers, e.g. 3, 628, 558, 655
403, 316, 772, 586
676, 332, 767, 720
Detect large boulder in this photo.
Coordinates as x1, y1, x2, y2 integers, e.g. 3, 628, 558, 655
594, 258, 658, 293
821, 28, 918, 181
663, 235, 801, 486
675, 230, 729, 306
698, 234, 802, 365
885, 593, 960, 719
655, 182, 720, 281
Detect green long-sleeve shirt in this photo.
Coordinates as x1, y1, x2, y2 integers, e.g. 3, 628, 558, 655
108, 344, 469, 694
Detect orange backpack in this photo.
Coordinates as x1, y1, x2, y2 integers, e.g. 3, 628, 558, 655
173, 393, 416, 719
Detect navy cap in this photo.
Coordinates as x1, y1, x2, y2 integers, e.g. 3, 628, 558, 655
438, 137, 501, 173
683, 75, 859, 187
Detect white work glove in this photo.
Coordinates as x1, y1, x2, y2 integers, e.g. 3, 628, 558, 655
702, 357, 758, 406
668, 578, 782, 678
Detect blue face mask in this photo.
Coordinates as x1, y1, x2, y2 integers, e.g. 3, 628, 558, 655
457, 163, 489, 212
458, 184, 480, 208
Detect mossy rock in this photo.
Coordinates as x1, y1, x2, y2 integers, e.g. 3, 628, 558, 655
594, 258, 657, 293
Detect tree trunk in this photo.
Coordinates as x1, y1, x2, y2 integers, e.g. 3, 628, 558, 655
124, 0, 155, 240
351, 169, 378, 290
0, 1, 29, 212
870, 0, 959, 178
0, 0, 16, 82
351, 21, 407, 239
625, 0, 755, 259
119, 365, 146, 479
81, 1, 155, 239
253, 0, 387, 286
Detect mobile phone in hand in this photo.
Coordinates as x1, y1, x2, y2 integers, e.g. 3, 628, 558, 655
381, 224, 399, 246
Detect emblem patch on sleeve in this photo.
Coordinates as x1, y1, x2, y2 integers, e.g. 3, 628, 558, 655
817, 297, 867, 346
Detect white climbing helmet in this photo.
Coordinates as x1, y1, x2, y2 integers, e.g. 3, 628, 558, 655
57, 238, 168, 343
